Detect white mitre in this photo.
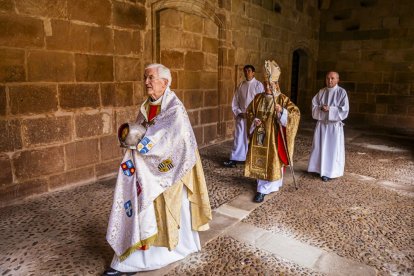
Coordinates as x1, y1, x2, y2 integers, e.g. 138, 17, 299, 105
264, 60, 281, 83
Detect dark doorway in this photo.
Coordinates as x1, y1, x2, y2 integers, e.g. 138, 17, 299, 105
290, 50, 300, 104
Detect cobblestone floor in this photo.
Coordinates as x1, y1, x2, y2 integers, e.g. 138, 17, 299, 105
0, 124, 413, 275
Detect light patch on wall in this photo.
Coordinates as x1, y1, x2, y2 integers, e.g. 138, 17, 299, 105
102, 113, 112, 134
43, 19, 52, 36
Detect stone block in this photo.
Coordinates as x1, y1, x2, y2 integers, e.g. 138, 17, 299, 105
9, 85, 58, 115
373, 83, 390, 94
356, 83, 374, 93
183, 14, 203, 33
187, 110, 199, 127
395, 72, 414, 83
160, 28, 182, 49
376, 95, 397, 104
170, 71, 178, 90
75, 54, 113, 82
95, 159, 119, 179
183, 90, 203, 110
387, 104, 407, 115
0, 48, 25, 82
178, 71, 200, 89
0, 153, 12, 185
185, 52, 204, 71
192, 126, 203, 145
0, 14, 44, 47
0, 0, 14, 12
201, 72, 218, 89
203, 124, 217, 144
115, 57, 140, 81
59, 84, 100, 110
65, 138, 99, 170
204, 19, 218, 37
62, 24, 114, 54
100, 135, 122, 161
202, 37, 219, 53
114, 30, 142, 55
161, 50, 184, 69
68, 0, 111, 26
0, 119, 22, 153
15, 0, 67, 18
45, 20, 72, 51
390, 83, 410, 95
160, 9, 182, 28
12, 146, 64, 181
340, 82, 355, 93
75, 112, 111, 138
28, 50, 74, 82
22, 116, 72, 147
112, 1, 145, 29
205, 53, 218, 71
131, 31, 142, 55
201, 108, 219, 124
204, 90, 218, 107
101, 82, 133, 107
181, 32, 202, 50
133, 81, 145, 105
0, 86, 5, 116
65, 165, 95, 185
358, 103, 376, 113
222, 105, 234, 121
375, 104, 387, 114
114, 108, 137, 130
0, 178, 48, 204
49, 166, 95, 190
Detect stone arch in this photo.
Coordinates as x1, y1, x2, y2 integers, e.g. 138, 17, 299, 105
288, 45, 314, 114
150, 0, 227, 144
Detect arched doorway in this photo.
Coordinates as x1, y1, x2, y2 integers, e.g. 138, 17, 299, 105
290, 48, 311, 113
150, 0, 227, 145
290, 50, 300, 104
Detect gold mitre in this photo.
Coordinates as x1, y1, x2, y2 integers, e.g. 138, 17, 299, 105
264, 60, 281, 83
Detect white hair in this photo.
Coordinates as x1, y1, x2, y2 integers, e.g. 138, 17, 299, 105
145, 63, 172, 86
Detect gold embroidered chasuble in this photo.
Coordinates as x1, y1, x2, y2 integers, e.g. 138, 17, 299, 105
245, 92, 300, 181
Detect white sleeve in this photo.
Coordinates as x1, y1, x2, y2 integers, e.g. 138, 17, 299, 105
328, 90, 349, 121
279, 108, 288, 127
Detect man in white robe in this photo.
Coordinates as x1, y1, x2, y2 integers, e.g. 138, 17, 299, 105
224, 65, 264, 167
104, 64, 212, 276
307, 71, 349, 182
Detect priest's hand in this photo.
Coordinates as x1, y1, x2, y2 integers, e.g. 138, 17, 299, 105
275, 104, 282, 113
321, 104, 329, 112
254, 118, 261, 126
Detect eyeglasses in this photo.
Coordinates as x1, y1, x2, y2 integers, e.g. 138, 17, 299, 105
143, 75, 162, 82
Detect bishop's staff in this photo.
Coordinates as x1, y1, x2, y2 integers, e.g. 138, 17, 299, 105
264, 60, 298, 190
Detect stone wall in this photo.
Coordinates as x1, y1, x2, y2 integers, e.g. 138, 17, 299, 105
0, 0, 321, 205
318, 0, 414, 132
0, 0, 146, 205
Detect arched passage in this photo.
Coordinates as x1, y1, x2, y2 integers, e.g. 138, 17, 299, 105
149, 0, 227, 145
290, 48, 312, 113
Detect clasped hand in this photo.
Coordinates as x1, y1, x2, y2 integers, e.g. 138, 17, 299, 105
254, 104, 282, 126
321, 104, 329, 112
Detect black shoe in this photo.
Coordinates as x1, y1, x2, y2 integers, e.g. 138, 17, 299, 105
253, 192, 265, 203
103, 268, 136, 276
321, 176, 330, 182
223, 160, 237, 168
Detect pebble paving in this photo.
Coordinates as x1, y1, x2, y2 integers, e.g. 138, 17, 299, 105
243, 129, 414, 276
0, 125, 413, 275
166, 236, 323, 276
